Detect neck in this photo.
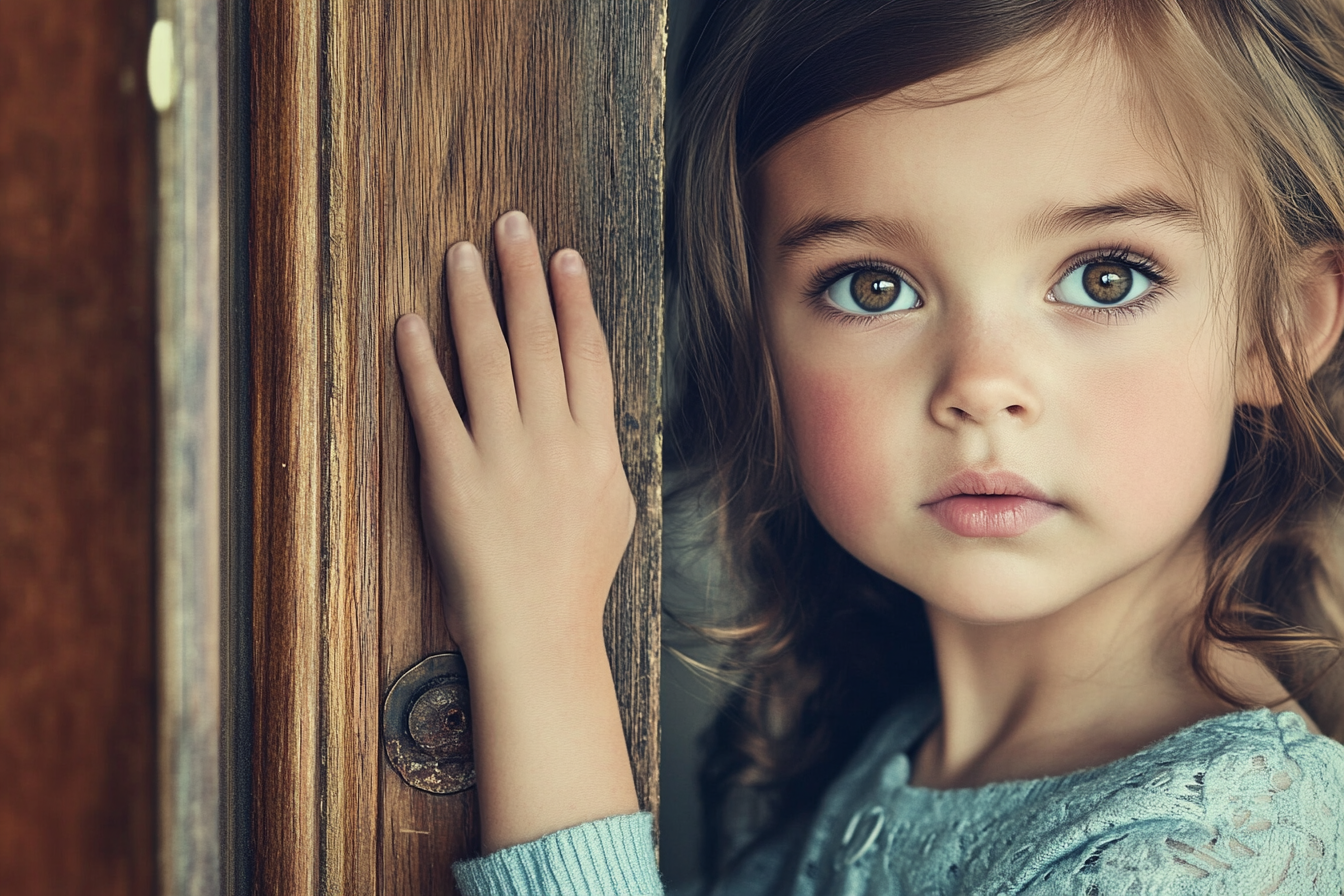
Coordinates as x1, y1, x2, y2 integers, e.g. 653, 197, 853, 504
912, 533, 1289, 789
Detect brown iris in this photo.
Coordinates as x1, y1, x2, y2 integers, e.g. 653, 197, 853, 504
850, 270, 902, 312
1081, 262, 1132, 304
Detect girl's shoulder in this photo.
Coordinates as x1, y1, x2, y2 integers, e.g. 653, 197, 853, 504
1114, 702, 1344, 796
844, 686, 1344, 809
778, 696, 1344, 896
1086, 705, 1344, 838
997, 708, 1344, 894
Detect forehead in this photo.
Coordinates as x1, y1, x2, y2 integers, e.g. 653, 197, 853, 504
752, 41, 1198, 249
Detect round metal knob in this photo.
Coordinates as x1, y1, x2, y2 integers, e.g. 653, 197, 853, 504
383, 653, 475, 794
407, 681, 470, 755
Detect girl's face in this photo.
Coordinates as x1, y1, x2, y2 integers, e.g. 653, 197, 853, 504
754, 43, 1241, 624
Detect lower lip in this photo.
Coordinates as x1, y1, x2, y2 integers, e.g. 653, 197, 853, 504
924, 495, 1060, 538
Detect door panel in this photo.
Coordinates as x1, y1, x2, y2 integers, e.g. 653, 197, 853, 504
249, 1, 666, 891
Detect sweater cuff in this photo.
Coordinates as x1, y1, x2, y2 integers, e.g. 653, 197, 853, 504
453, 812, 663, 896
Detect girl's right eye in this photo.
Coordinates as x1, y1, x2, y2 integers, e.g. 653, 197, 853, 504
822, 268, 921, 316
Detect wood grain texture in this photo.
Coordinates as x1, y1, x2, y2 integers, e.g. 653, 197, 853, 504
0, 0, 156, 893
321, 1, 385, 887
250, 0, 322, 892
251, 0, 665, 892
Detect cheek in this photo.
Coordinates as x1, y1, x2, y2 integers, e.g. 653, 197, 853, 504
1067, 347, 1232, 531
780, 366, 902, 537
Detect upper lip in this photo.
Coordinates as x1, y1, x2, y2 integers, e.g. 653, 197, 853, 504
921, 469, 1056, 506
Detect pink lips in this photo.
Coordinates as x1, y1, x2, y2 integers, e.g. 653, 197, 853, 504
921, 470, 1060, 538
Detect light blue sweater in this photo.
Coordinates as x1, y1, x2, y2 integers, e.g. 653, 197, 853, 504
454, 689, 1344, 895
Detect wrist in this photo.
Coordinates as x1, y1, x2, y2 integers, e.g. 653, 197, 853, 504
463, 630, 638, 853
455, 608, 610, 673
462, 632, 614, 713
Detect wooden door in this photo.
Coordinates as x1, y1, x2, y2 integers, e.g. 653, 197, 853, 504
248, 1, 667, 892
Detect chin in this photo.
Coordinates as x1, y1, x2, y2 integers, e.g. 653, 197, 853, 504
885, 559, 1084, 626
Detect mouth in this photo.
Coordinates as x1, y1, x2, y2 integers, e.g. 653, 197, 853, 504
921, 470, 1060, 538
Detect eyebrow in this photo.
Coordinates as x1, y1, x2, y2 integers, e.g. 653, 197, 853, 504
1023, 188, 1203, 240
772, 187, 1202, 263
775, 215, 928, 265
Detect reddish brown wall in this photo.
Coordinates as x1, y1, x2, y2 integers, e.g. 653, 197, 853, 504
0, 1, 157, 893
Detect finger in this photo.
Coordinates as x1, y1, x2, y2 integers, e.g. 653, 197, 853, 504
550, 249, 616, 430
495, 210, 568, 423
394, 313, 470, 457
446, 240, 520, 432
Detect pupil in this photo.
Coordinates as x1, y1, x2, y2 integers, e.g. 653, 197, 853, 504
1082, 263, 1131, 304
851, 270, 899, 311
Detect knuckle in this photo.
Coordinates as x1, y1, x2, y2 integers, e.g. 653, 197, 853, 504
472, 345, 514, 382
420, 395, 459, 433
474, 395, 519, 425
515, 321, 560, 357
571, 333, 610, 367
511, 249, 543, 274
450, 276, 492, 308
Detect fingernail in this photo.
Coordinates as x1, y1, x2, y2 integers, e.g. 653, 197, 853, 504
558, 249, 584, 276
449, 242, 479, 271
501, 210, 529, 241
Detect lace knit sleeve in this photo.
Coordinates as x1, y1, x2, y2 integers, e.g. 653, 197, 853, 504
1016, 716, 1344, 896
452, 813, 663, 896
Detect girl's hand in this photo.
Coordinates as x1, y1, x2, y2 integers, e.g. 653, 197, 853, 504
395, 209, 636, 663
395, 210, 640, 853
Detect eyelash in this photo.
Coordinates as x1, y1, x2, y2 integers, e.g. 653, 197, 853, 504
803, 256, 915, 328
803, 247, 1173, 325
1052, 247, 1172, 322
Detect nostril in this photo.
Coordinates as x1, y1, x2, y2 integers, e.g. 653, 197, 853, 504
941, 403, 1030, 424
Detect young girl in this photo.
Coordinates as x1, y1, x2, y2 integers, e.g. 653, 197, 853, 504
394, 0, 1344, 893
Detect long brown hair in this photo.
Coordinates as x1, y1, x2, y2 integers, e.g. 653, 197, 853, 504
665, 0, 1344, 878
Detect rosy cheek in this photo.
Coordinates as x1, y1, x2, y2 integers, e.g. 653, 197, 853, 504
1072, 352, 1230, 531
781, 367, 890, 538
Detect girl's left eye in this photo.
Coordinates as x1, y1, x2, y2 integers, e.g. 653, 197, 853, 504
822, 268, 921, 316
1050, 260, 1154, 309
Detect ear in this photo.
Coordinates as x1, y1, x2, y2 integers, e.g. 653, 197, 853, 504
1237, 246, 1344, 407
1298, 246, 1344, 377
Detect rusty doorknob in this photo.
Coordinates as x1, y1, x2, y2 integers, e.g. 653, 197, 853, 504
383, 652, 475, 794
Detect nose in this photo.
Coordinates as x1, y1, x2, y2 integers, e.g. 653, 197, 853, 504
929, 320, 1041, 429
